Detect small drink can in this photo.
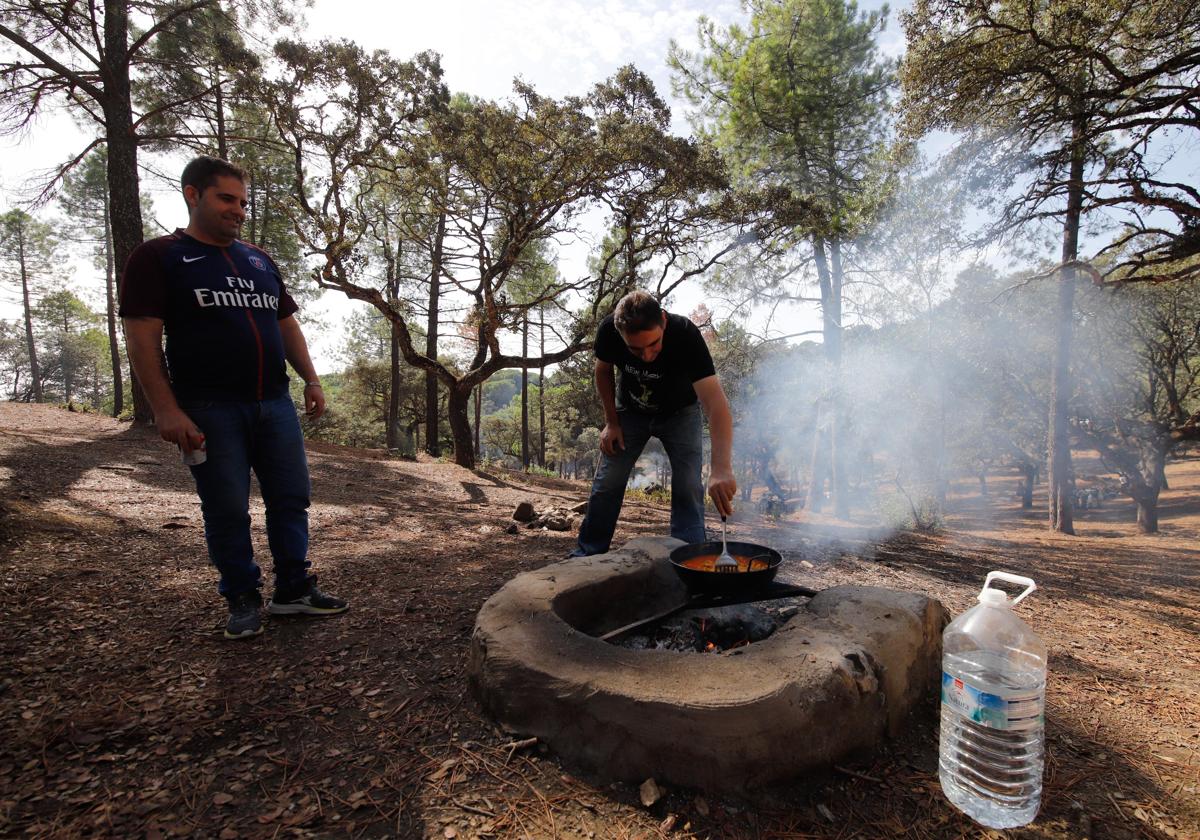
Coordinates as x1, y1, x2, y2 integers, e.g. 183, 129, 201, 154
182, 442, 207, 466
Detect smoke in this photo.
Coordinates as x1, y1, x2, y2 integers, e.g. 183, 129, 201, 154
724, 258, 1073, 550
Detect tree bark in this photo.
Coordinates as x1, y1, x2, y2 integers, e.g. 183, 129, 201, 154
813, 236, 847, 517
521, 311, 529, 470
1131, 446, 1167, 534
213, 61, 227, 160
827, 237, 849, 518
261, 178, 273, 250
1047, 118, 1084, 535
387, 320, 401, 451
425, 211, 445, 455
247, 175, 258, 244
1021, 462, 1036, 510
103, 192, 123, 416
448, 382, 475, 468
474, 383, 482, 459
103, 0, 149, 424
1132, 475, 1161, 534
17, 226, 43, 403
807, 417, 827, 513
539, 311, 546, 467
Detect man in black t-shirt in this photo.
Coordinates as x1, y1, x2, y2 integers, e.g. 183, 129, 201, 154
121, 156, 347, 640
571, 291, 737, 556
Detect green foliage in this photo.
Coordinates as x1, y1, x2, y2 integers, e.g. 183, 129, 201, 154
671, 0, 898, 241
900, 0, 1200, 279
303, 309, 428, 451
30, 290, 109, 407
627, 485, 672, 506
58, 149, 155, 262
1070, 257, 1200, 518
261, 43, 740, 466
874, 489, 943, 532
0, 209, 60, 288
0, 318, 29, 400
134, 3, 265, 152
483, 370, 522, 414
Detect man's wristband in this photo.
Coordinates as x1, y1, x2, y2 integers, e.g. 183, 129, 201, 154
304, 381, 322, 388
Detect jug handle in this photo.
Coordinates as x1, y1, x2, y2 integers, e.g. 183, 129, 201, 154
983, 571, 1036, 605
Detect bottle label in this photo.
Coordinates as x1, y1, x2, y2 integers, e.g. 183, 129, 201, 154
941, 672, 1042, 731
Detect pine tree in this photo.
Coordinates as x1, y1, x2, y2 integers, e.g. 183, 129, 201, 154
670, 0, 898, 518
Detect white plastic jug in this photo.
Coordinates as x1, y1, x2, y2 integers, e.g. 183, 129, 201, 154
938, 571, 1046, 829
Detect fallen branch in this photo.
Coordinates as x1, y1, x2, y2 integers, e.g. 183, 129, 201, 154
451, 797, 496, 818
833, 765, 883, 784
502, 736, 537, 763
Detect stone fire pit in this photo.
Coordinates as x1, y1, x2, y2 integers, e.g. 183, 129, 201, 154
467, 537, 947, 793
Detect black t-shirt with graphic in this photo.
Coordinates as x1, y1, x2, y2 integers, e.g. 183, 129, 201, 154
594, 312, 716, 416
119, 229, 299, 402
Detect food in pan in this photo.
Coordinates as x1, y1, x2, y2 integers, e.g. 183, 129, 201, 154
679, 554, 770, 573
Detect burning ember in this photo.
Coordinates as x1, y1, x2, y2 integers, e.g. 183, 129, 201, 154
613, 603, 798, 653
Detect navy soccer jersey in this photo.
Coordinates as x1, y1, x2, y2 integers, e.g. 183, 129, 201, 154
119, 229, 299, 402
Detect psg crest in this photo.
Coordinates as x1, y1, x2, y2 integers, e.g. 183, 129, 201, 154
249, 255, 266, 271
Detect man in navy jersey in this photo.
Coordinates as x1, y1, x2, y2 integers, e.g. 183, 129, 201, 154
571, 291, 737, 556
121, 156, 347, 639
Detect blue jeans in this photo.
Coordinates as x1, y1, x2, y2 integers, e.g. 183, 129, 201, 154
181, 394, 312, 600
573, 402, 706, 556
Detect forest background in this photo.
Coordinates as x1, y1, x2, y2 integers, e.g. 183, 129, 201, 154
2, 0, 1198, 536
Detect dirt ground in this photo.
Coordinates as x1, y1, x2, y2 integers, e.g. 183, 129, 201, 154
1, 402, 1197, 840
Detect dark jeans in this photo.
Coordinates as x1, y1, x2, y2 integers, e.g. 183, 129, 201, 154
573, 402, 706, 556
182, 394, 312, 600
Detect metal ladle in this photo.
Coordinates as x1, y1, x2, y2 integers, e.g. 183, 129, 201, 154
715, 515, 738, 573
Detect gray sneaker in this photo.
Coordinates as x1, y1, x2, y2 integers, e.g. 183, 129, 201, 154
224, 590, 264, 639
268, 582, 348, 615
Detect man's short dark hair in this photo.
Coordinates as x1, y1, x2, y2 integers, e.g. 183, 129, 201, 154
181, 155, 248, 198
613, 291, 663, 334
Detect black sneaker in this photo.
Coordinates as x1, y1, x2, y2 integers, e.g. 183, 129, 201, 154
267, 582, 348, 616
224, 590, 264, 639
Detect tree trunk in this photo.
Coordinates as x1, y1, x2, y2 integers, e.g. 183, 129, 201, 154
387, 321, 401, 450
1132, 447, 1167, 534
103, 0, 149, 424
103, 193, 123, 416
811, 236, 844, 517
448, 383, 475, 468
247, 175, 258, 244
261, 179, 273, 250
1133, 481, 1160, 534
213, 61, 227, 160
17, 228, 43, 403
1021, 462, 1036, 510
1047, 118, 1084, 535
425, 211, 445, 455
827, 237, 849, 518
521, 312, 529, 470
474, 383, 482, 459
539, 311, 546, 467
807, 418, 826, 513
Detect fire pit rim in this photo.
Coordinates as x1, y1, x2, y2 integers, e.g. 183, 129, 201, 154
467, 536, 949, 793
